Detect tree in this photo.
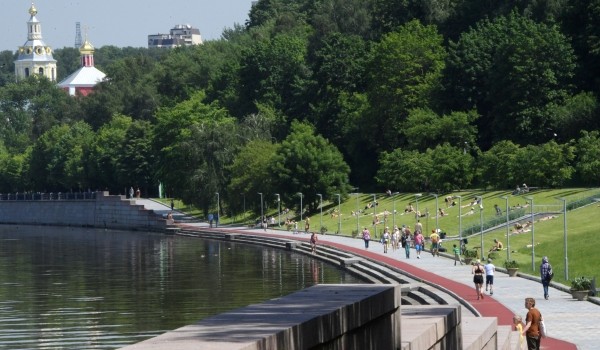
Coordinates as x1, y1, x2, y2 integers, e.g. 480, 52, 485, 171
477, 140, 522, 189
444, 12, 576, 147
153, 91, 237, 215
366, 19, 447, 150
28, 121, 94, 191
514, 141, 575, 188
269, 121, 351, 212
376, 148, 433, 192
227, 140, 280, 214
402, 108, 479, 151
574, 131, 600, 185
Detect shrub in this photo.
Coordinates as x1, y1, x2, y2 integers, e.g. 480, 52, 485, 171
504, 260, 520, 269
320, 226, 328, 234
464, 249, 478, 258
571, 276, 592, 291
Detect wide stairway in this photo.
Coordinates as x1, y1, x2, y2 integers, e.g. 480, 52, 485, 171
175, 228, 523, 349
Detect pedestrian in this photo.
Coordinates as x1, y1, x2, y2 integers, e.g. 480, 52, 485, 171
129, 187, 134, 200
391, 226, 400, 251
513, 315, 526, 350
452, 244, 462, 265
413, 230, 423, 259
382, 228, 390, 253
310, 231, 318, 254
472, 259, 485, 300
135, 187, 141, 199
304, 217, 310, 233
484, 258, 495, 295
402, 230, 411, 259
208, 213, 214, 228
362, 227, 371, 249
522, 297, 542, 349
170, 199, 174, 210
430, 230, 440, 257
540, 256, 553, 300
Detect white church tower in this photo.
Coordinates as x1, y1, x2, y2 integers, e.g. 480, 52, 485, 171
14, 3, 57, 81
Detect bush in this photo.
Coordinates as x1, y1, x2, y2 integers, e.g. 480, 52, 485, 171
320, 226, 328, 234
504, 260, 520, 269
488, 251, 499, 260
351, 229, 359, 238
464, 249, 478, 258
571, 276, 592, 291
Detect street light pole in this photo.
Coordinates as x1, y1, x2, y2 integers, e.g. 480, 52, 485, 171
557, 197, 568, 280
317, 194, 323, 234
526, 196, 535, 271
298, 193, 303, 222
355, 192, 360, 234
501, 195, 510, 261
415, 193, 422, 221
335, 194, 341, 234
258, 192, 263, 229
372, 194, 377, 238
215, 192, 220, 227
431, 193, 439, 231
243, 193, 246, 222
477, 196, 483, 259
457, 195, 462, 249
275, 193, 281, 227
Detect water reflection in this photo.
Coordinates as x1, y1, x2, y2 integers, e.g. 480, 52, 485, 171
0, 226, 362, 349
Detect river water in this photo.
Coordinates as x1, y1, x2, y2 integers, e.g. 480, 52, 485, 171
0, 226, 362, 349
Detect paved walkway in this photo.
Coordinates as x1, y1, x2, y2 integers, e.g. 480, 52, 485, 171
196, 224, 597, 350
140, 200, 597, 349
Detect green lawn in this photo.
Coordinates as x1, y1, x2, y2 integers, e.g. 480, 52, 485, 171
160, 188, 600, 286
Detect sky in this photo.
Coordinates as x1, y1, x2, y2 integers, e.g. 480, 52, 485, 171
1, 0, 253, 52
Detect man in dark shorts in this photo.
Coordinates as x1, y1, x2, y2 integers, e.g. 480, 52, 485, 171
484, 258, 496, 295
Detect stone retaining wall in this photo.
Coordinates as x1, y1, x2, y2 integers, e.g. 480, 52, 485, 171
0, 191, 166, 231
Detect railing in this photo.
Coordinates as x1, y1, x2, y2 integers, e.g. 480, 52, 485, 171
0, 192, 98, 201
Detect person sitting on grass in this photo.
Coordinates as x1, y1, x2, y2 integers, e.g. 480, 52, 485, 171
489, 239, 503, 252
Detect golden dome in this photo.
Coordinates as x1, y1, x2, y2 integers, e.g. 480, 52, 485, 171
29, 3, 38, 16
80, 40, 95, 54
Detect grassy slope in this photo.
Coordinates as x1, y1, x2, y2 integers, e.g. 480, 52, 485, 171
160, 188, 600, 286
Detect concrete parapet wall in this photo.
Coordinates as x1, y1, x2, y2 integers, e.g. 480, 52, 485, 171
0, 192, 166, 231
120, 284, 403, 350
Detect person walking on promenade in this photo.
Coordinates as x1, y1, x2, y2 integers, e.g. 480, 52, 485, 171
402, 230, 412, 259
304, 217, 310, 233
484, 258, 496, 295
310, 232, 318, 254
452, 244, 462, 265
540, 256, 553, 300
391, 226, 400, 251
472, 259, 485, 300
362, 227, 371, 249
413, 230, 424, 259
382, 228, 390, 253
522, 297, 542, 349
430, 230, 440, 257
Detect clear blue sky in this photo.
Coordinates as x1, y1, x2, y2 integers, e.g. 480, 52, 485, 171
1, 1, 252, 51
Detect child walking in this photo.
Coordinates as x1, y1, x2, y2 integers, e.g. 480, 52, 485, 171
453, 244, 463, 265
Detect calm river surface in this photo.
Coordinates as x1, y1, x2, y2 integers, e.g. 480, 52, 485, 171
0, 225, 362, 349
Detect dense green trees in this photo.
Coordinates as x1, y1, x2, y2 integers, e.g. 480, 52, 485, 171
0, 0, 599, 214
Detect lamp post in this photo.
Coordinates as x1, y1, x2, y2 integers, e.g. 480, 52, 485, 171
372, 194, 377, 238
215, 192, 220, 227
317, 194, 323, 233
501, 195, 510, 261
431, 193, 439, 231
258, 192, 263, 229
297, 192, 303, 222
355, 192, 360, 234
275, 193, 281, 227
335, 193, 341, 234
415, 193, 423, 221
243, 193, 246, 222
477, 196, 484, 259
556, 197, 568, 280
526, 196, 535, 271
457, 195, 462, 249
